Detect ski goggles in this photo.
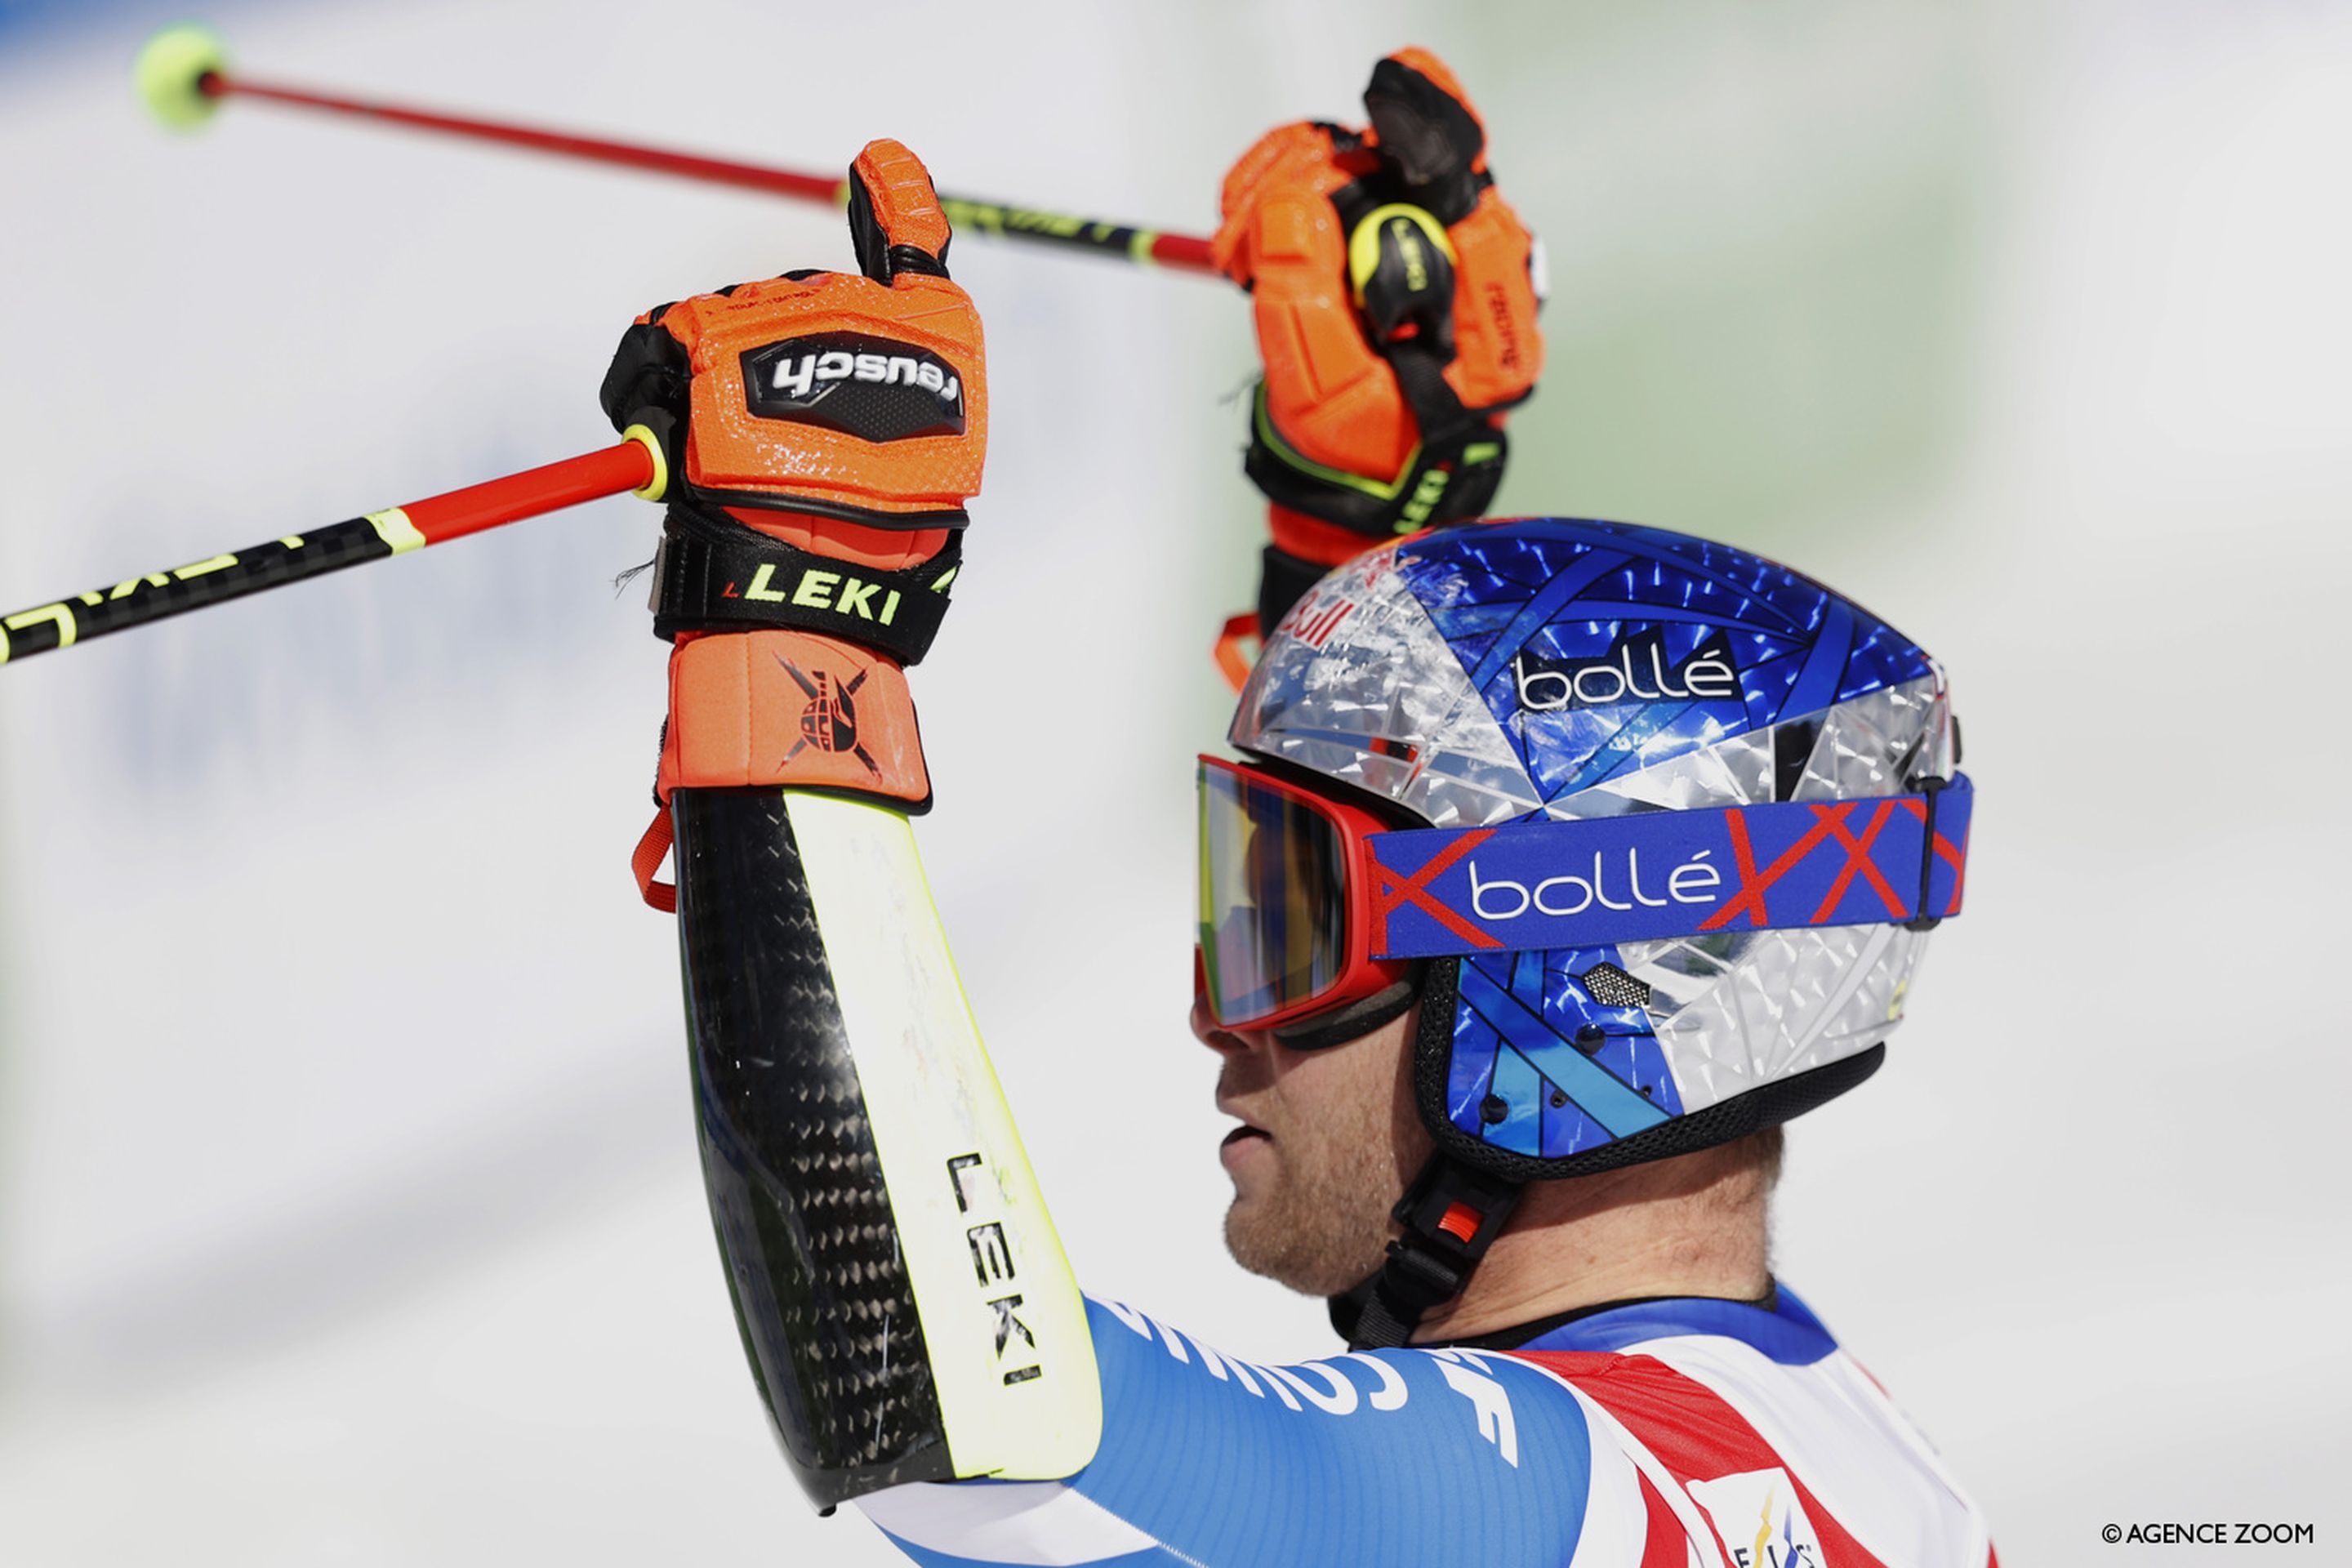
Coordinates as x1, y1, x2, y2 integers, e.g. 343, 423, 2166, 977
1196, 754, 1973, 1034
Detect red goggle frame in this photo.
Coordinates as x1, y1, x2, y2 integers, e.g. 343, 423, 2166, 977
1195, 755, 1415, 1033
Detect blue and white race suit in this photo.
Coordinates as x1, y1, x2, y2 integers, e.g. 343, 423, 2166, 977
860, 1289, 1993, 1568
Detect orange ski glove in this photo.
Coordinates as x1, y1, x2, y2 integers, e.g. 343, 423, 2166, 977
602, 139, 978, 879
1214, 49, 1544, 632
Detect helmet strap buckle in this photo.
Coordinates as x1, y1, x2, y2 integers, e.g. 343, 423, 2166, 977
1337, 1152, 1522, 1350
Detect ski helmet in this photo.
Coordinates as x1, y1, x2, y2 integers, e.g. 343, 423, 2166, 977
1205, 516, 1971, 1346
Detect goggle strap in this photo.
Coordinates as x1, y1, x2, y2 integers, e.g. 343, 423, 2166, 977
1367, 773, 1974, 960
1269, 972, 1423, 1052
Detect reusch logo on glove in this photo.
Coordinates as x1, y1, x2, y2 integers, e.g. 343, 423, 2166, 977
741, 332, 966, 442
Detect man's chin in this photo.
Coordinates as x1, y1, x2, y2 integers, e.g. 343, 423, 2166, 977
1223, 1196, 1384, 1299
1221, 1198, 1303, 1290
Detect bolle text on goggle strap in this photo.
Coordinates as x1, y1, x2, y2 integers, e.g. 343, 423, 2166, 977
1366, 775, 1972, 960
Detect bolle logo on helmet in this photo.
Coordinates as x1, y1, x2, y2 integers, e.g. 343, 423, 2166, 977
1512, 630, 1739, 714
741, 331, 966, 442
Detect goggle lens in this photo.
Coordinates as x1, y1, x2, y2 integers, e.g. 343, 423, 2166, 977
1196, 762, 1348, 1026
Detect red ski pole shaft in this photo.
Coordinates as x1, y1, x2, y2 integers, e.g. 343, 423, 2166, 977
0, 436, 660, 669
215, 73, 843, 204
196, 71, 1219, 274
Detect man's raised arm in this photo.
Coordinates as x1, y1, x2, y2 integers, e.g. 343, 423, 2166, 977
606, 137, 1101, 1509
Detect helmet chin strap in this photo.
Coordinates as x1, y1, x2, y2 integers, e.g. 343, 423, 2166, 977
1331, 1152, 1523, 1350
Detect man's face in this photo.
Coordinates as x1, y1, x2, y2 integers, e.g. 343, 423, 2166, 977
1193, 999, 1433, 1298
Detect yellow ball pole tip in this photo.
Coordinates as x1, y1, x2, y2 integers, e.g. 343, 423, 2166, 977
136, 24, 230, 131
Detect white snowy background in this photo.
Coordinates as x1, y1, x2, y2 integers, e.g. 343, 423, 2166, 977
0, 0, 2346, 1561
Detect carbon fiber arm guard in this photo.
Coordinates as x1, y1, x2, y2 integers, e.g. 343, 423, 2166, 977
674, 787, 954, 1506
671, 786, 1101, 1510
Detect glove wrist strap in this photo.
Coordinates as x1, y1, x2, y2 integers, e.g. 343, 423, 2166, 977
1244, 378, 1510, 543
651, 499, 960, 664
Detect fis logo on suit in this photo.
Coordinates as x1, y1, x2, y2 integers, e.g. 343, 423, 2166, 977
1513, 630, 1739, 713
1686, 1468, 1824, 1568
742, 332, 966, 441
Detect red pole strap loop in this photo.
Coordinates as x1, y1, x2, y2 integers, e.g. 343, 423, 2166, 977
632, 809, 677, 914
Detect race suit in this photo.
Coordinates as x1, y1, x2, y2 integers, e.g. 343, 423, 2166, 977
858, 1288, 1995, 1568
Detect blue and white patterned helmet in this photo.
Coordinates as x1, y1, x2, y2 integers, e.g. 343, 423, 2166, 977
1229, 516, 1962, 1182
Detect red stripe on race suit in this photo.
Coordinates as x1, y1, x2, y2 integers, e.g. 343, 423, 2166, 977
1512, 1351, 1890, 1568
1636, 1470, 1686, 1568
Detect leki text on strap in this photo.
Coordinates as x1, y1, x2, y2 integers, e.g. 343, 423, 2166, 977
649, 501, 959, 663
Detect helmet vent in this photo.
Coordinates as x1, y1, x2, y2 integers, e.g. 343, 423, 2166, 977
1578, 962, 1651, 1009
1772, 718, 1821, 802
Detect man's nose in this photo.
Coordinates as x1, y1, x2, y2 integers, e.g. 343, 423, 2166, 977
1192, 995, 1254, 1055
1192, 948, 1260, 1056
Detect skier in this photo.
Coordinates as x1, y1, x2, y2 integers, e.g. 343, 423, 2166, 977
604, 52, 1991, 1568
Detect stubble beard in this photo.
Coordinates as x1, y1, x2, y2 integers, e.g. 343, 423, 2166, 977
1221, 1080, 1419, 1300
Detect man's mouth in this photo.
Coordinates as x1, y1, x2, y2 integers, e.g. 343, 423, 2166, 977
1218, 1115, 1272, 1176
1215, 1082, 1272, 1171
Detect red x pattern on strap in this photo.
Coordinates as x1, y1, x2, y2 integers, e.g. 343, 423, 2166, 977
1370, 828, 1502, 952
1808, 800, 1907, 924
1699, 807, 1837, 932
1700, 801, 1912, 933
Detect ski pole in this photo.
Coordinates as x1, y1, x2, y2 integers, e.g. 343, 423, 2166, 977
0, 434, 662, 669
135, 25, 1220, 275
